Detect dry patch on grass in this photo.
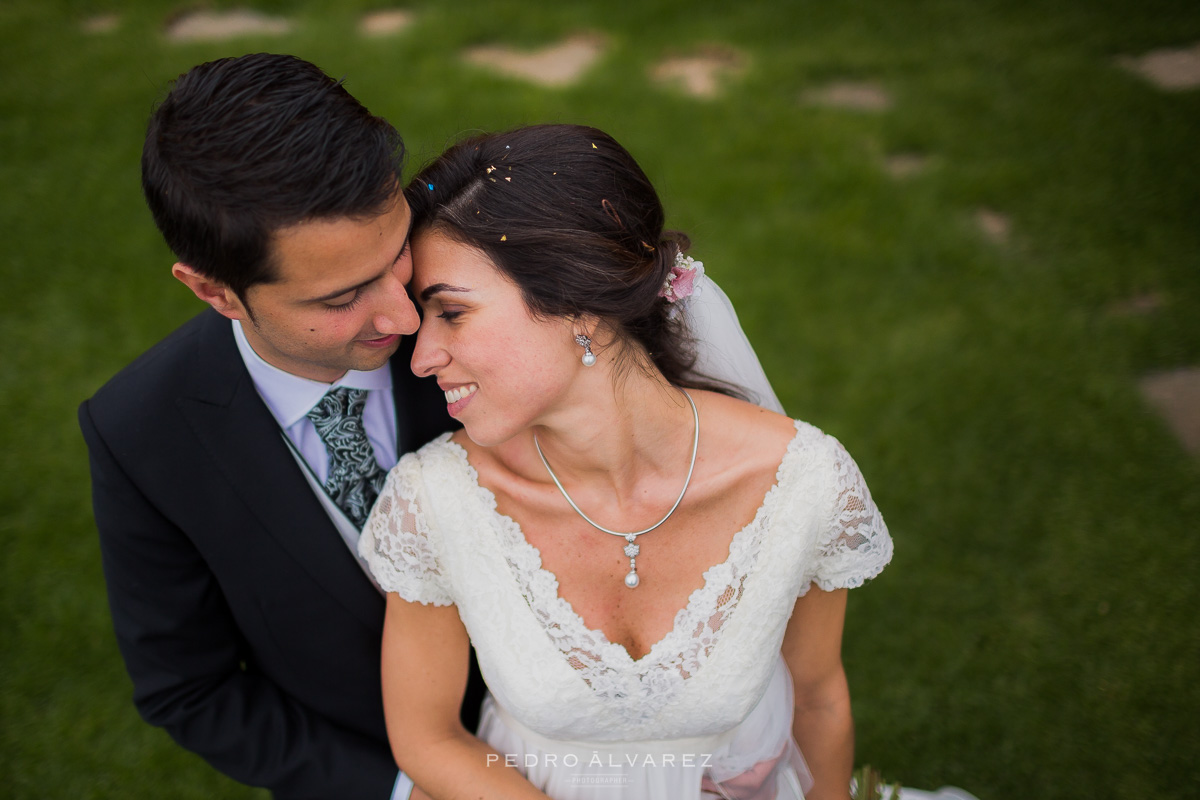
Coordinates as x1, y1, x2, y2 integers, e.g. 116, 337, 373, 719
82, 14, 120, 34
884, 153, 930, 179
1139, 367, 1200, 455
801, 80, 892, 112
359, 9, 414, 37
649, 46, 747, 99
166, 9, 293, 42
463, 34, 606, 88
1108, 292, 1165, 317
1118, 41, 1200, 91
974, 208, 1011, 244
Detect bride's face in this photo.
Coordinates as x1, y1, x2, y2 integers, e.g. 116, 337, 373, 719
410, 231, 581, 446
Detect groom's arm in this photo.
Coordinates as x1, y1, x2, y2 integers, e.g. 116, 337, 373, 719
80, 400, 399, 799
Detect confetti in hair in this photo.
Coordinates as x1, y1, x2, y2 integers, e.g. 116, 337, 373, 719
601, 198, 621, 227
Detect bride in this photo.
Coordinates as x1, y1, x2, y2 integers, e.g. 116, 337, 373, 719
359, 124, 892, 799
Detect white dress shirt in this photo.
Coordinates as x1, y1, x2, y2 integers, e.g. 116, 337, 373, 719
232, 320, 399, 479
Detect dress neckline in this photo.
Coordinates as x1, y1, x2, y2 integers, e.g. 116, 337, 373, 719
439, 420, 805, 668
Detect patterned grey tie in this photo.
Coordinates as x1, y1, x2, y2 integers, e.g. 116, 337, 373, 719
306, 387, 387, 530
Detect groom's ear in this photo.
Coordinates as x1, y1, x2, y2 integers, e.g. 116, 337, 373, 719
172, 263, 251, 321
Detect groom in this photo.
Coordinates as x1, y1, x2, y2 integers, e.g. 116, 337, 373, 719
78, 54, 481, 799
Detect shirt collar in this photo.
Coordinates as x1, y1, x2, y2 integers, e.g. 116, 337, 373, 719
232, 319, 393, 428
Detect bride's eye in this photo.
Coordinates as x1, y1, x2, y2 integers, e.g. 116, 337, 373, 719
436, 303, 466, 321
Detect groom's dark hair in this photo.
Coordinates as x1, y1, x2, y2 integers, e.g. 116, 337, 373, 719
141, 53, 404, 299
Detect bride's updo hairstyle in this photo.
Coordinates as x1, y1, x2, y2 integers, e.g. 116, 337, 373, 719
407, 124, 734, 395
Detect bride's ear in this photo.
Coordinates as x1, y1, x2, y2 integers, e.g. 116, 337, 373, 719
570, 313, 608, 342
172, 263, 251, 320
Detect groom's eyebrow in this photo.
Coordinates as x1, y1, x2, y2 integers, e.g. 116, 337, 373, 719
419, 283, 471, 303
308, 274, 383, 303
305, 229, 414, 304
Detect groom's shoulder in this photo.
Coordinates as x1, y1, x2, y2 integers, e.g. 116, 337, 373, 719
84, 309, 232, 426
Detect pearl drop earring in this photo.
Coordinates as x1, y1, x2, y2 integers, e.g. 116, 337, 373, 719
575, 334, 597, 367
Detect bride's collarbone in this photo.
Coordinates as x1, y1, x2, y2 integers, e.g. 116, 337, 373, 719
471, 415, 791, 657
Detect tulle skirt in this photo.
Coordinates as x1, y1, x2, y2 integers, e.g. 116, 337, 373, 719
477, 655, 812, 799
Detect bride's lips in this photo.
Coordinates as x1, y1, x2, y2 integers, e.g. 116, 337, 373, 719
358, 333, 400, 349
442, 383, 478, 417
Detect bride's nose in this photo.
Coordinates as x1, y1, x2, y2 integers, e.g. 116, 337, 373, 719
411, 323, 449, 378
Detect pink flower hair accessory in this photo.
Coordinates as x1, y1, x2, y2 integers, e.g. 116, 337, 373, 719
659, 251, 704, 303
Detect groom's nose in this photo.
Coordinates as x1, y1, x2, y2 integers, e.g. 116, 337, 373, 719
373, 273, 421, 337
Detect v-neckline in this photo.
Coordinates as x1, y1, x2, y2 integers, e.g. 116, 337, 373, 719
441, 421, 803, 667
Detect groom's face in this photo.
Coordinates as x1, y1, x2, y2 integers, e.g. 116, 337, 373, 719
235, 195, 419, 383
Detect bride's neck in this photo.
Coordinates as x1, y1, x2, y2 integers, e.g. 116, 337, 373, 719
526, 372, 697, 494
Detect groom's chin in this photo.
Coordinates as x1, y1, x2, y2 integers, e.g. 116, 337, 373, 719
350, 334, 402, 364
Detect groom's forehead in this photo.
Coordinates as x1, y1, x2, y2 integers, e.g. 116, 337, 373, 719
263, 200, 412, 293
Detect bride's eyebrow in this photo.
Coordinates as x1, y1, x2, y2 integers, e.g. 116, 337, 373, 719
419, 283, 470, 303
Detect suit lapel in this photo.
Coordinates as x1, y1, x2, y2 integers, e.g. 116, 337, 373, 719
177, 312, 383, 629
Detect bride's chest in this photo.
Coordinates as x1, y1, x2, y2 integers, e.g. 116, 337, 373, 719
453, 508, 793, 738
519, 510, 747, 660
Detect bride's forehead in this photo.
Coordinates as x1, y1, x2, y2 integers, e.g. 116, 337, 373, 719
413, 232, 497, 278
412, 237, 525, 305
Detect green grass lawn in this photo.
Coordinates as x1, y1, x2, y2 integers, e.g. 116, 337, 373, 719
3, 1, 1198, 797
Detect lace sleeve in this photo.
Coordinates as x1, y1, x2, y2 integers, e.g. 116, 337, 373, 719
803, 437, 893, 595
358, 454, 454, 606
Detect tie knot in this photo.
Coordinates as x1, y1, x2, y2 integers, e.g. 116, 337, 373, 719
307, 387, 368, 430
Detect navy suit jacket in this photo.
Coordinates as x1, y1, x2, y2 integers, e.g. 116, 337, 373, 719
79, 309, 483, 799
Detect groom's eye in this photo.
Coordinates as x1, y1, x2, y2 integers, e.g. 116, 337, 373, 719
326, 292, 364, 312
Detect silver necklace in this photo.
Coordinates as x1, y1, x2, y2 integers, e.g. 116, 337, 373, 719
533, 391, 699, 589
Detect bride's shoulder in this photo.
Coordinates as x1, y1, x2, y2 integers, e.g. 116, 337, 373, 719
695, 389, 796, 441
390, 430, 474, 485
695, 390, 846, 473
693, 390, 799, 474
404, 430, 459, 461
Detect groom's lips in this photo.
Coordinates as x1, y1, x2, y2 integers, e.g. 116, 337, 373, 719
358, 333, 400, 349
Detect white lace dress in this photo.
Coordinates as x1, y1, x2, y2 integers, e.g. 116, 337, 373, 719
360, 420, 892, 799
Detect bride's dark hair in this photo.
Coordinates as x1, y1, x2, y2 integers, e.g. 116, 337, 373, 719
406, 123, 738, 396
